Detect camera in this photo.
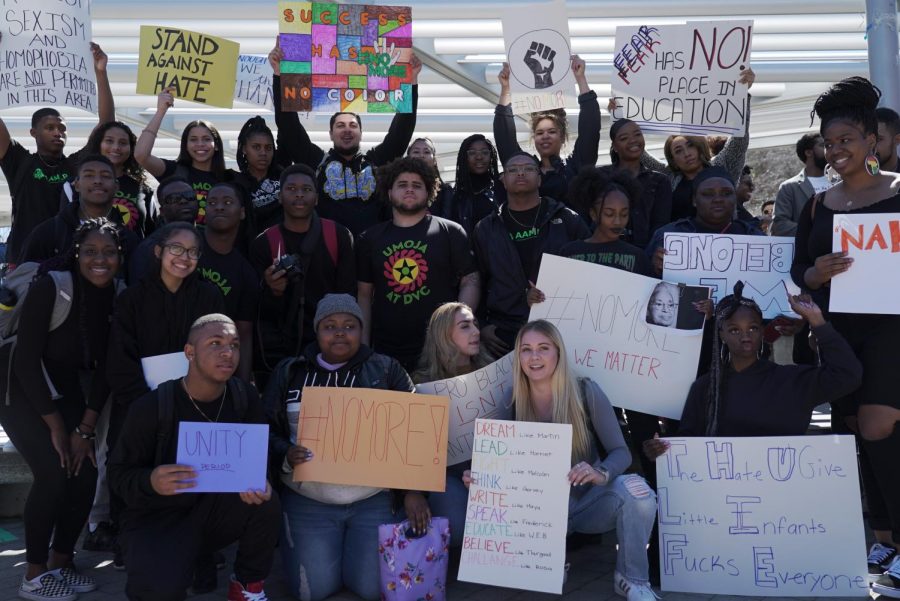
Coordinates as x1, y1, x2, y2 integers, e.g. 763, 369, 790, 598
274, 254, 303, 280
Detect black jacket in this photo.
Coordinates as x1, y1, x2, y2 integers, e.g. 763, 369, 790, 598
596, 165, 672, 249
107, 270, 225, 406
440, 178, 503, 236
473, 196, 590, 336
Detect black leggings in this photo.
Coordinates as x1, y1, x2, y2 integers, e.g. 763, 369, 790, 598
0, 397, 97, 565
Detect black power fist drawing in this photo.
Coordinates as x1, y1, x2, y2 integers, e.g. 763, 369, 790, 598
524, 41, 556, 88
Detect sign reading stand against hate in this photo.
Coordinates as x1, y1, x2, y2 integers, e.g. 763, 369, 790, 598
0, 0, 98, 113
611, 20, 753, 136
277, 2, 413, 113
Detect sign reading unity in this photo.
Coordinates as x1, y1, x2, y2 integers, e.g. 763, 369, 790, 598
611, 20, 753, 136
176, 422, 269, 493
277, 2, 414, 113
530, 255, 703, 419
295, 387, 449, 491
137, 26, 240, 108
830, 213, 900, 314
662, 233, 801, 319
501, 0, 576, 115
235, 55, 274, 109
415, 353, 514, 466
458, 419, 572, 594
656, 435, 867, 596
0, 0, 97, 112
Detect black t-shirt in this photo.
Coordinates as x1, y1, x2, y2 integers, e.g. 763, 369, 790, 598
502, 203, 544, 282
198, 240, 260, 322
111, 175, 155, 237
671, 177, 696, 221
161, 160, 237, 227
558, 239, 652, 276
357, 215, 476, 363
248, 176, 282, 232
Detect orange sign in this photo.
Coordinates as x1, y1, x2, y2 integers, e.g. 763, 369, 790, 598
294, 387, 449, 491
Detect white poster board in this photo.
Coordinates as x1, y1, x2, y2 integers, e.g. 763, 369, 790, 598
141, 352, 189, 390
234, 55, 274, 110
501, 0, 576, 115
830, 213, 900, 314
458, 419, 572, 594
656, 435, 867, 596
610, 20, 752, 136
662, 233, 801, 319
0, 0, 98, 113
530, 254, 703, 419
415, 353, 514, 466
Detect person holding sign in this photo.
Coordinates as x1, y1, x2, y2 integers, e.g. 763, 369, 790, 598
494, 56, 599, 212
263, 294, 420, 601
467, 320, 658, 601
108, 314, 279, 601
791, 77, 900, 590
0, 42, 115, 263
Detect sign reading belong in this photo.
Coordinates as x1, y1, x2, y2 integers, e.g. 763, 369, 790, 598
137, 25, 240, 108
656, 435, 867, 596
0, 0, 97, 112
610, 20, 753, 136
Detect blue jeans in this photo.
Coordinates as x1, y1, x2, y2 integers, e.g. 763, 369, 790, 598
280, 490, 395, 601
568, 474, 657, 584
427, 464, 469, 547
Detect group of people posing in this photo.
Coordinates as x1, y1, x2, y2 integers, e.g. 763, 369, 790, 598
0, 40, 898, 601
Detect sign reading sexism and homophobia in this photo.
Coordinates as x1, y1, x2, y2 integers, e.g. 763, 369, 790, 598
137, 25, 240, 108
277, 2, 413, 113
0, 0, 97, 112
610, 20, 753, 136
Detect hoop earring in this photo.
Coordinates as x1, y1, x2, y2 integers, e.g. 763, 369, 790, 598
865, 151, 880, 177
757, 345, 764, 360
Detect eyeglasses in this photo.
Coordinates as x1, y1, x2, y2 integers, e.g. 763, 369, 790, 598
163, 243, 201, 260
651, 301, 677, 311
505, 165, 539, 175
467, 149, 491, 159
162, 191, 197, 206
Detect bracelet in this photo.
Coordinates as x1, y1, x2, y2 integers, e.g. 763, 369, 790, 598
75, 426, 96, 440
79, 421, 95, 432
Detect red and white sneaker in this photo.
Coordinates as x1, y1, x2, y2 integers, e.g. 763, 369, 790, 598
227, 575, 268, 601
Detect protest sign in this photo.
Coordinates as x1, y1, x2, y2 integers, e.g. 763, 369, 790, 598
501, 0, 576, 115
277, 2, 414, 113
294, 387, 449, 491
235, 55, 274, 109
137, 26, 240, 108
662, 233, 801, 319
656, 435, 867, 596
530, 254, 703, 419
0, 0, 97, 112
458, 419, 572, 594
830, 213, 900, 314
415, 353, 514, 466
176, 422, 269, 493
141, 352, 188, 390
610, 20, 753, 136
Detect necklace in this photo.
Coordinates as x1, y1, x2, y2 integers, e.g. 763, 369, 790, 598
507, 198, 543, 230
36, 153, 61, 169
181, 377, 226, 423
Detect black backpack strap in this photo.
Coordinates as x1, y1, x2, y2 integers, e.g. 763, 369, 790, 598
227, 377, 249, 420
155, 380, 177, 467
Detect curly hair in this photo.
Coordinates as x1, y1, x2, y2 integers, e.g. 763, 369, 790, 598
529, 109, 569, 145
812, 76, 881, 136
236, 115, 276, 175
568, 166, 640, 219
376, 157, 439, 203
85, 121, 145, 185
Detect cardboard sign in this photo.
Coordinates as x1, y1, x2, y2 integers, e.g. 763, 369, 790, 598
501, 0, 576, 115
830, 213, 900, 314
458, 419, 572, 594
415, 353, 515, 465
663, 233, 801, 319
235, 55, 274, 109
294, 387, 449, 491
137, 25, 240, 108
176, 422, 269, 493
530, 254, 703, 419
277, 2, 413, 113
656, 435, 867, 596
141, 352, 188, 390
0, 0, 97, 112
611, 20, 753, 136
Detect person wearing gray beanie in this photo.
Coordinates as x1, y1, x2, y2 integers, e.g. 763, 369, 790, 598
313, 293, 363, 332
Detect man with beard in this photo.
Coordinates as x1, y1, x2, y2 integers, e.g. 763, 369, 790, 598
357, 157, 479, 372
771, 133, 832, 236
875, 107, 900, 173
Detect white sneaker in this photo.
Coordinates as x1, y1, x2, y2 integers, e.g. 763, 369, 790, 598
614, 571, 661, 601
52, 567, 97, 593
873, 555, 900, 599
18, 572, 76, 601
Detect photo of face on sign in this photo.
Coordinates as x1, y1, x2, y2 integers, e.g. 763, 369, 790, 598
508, 29, 572, 90
645, 282, 710, 331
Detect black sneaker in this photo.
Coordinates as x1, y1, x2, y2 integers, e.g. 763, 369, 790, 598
869, 543, 898, 581
82, 522, 117, 553
192, 552, 218, 595
873, 556, 900, 598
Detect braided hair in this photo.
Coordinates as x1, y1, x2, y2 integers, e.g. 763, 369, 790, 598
705, 281, 764, 436
568, 166, 641, 219
236, 115, 276, 174
38, 218, 123, 277
811, 76, 881, 136
453, 134, 500, 194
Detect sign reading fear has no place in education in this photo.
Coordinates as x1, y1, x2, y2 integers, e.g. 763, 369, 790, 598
830, 213, 900, 315
294, 387, 449, 491
0, 0, 98, 113
656, 436, 867, 596
611, 20, 753, 136
530, 254, 703, 420
137, 25, 240, 108
277, 2, 413, 113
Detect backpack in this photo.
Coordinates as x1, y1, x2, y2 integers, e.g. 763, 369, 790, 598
264, 218, 339, 266
154, 377, 251, 466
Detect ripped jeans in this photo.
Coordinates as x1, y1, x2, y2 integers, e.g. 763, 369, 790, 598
568, 474, 657, 584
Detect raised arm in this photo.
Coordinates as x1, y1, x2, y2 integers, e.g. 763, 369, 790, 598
133, 89, 173, 178
568, 56, 600, 168
493, 62, 524, 164
710, 68, 755, 182
0, 114, 11, 160
369, 54, 421, 165
269, 43, 325, 169
91, 43, 115, 125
